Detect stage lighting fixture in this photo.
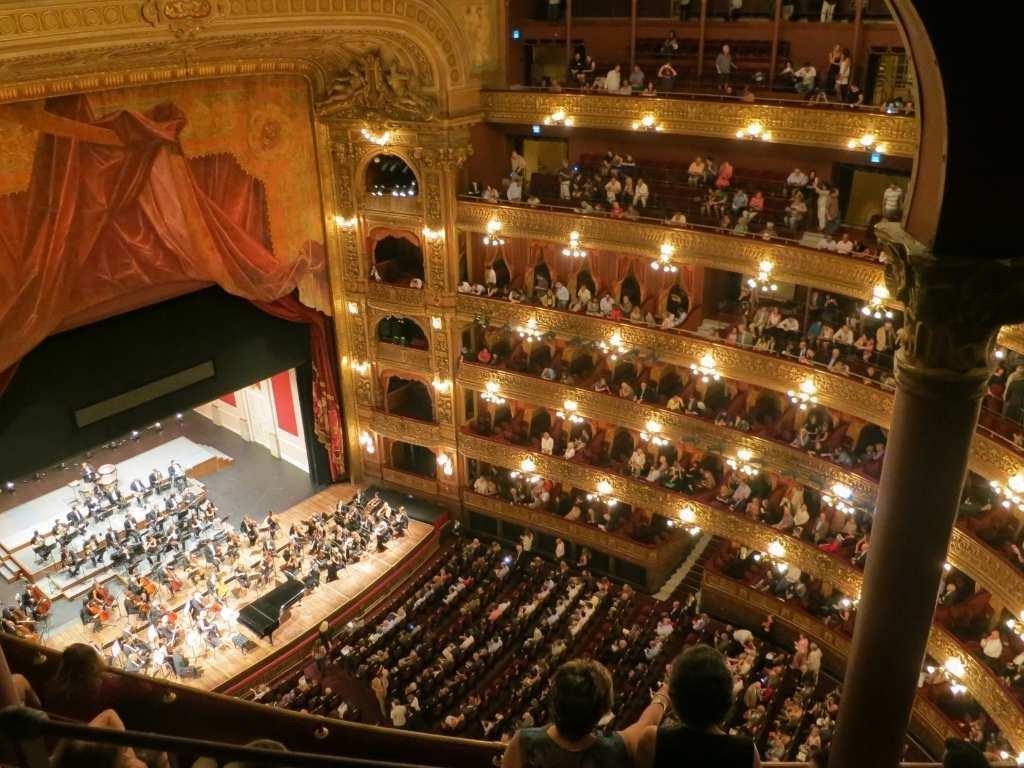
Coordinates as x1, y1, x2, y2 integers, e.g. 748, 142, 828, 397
130, 430, 140, 440
4, 481, 15, 493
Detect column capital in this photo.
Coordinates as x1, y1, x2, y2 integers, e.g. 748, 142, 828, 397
878, 222, 1024, 398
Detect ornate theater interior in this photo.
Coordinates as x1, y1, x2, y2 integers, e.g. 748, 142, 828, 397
0, 1, 1020, 767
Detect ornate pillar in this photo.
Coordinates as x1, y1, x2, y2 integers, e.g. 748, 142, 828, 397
830, 224, 1024, 768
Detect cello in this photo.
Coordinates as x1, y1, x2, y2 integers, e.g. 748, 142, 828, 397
28, 585, 51, 620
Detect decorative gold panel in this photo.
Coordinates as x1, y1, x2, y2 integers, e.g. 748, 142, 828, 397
374, 343, 433, 374
455, 294, 1024, 488
947, 529, 1024, 620
481, 90, 918, 158
368, 410, 442, 447
457, 200, 884, 301
457, 362, 875, 502
381, 466, 441, 497
368, 282, 429, 310
457, 431, 863, 596
999, 324, 1024, 355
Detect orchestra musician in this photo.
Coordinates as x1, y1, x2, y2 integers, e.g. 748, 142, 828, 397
263, 511, 280, 540
81, 462, 98, 482
168, 459, 185, 490
67, 504, 85, 525
129, 477, 149, 495
148, 467, 164, 488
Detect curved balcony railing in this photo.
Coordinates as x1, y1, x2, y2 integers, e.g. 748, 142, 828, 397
454, 293, 1024, 488
457, 198, 884, 301
480, 89, 918, 157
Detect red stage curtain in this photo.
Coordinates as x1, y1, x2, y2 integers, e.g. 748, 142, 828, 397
255, 295, 346, 481
0, 94, 311, 376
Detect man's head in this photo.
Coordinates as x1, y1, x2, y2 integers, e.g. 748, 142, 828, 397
668, 645, 735, 729
722, 45, 730, 54
548, 659, 614, 740
942, 739, 990, 768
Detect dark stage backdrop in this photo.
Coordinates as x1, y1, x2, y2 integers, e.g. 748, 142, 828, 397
0, 287, 330, 482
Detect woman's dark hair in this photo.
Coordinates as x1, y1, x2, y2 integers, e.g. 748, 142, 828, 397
810, 748, 830, 768
668, 645, 734, 729
49, 643, 105, 705
51, 740, 120, 768
548, 659, 614, 741
943, 739, 990, 768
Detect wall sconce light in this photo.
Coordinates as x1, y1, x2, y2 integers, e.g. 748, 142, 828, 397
822, 483, 855, 514
516, 317, 543, 342
597, 480, 613, 495
431, 316, 443, 330
726, 448, 758, 477
847, 133, 887, 155
360, 127, 391, 146
436, 453, 455, 476
788, 378, 818, 410
990, 477, 1024, 512
521, 457, 537, 473
358, 431, 376, 455
631, 114, 663, 132
747, 260, 778, 293
334, 215, 358, 229
861, 285, 894, 320
351, 360, 370, 375
482, 381, 506, 405
347, 301, 360, 316
736, 121, 772, 142
640, 419, 668, 446
556, 400, 583, 423
422, 226, 445, 242
650, 243, 678, 273
679, 504, 696, 524
483, 219, 505, 246
767, 540, 786, 559
598, 331, 630, 361
542, 109, 574, 127
432, 377, 451, 394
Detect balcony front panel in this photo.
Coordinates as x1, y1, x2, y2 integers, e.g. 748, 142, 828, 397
368, 410, 443, 447
999, 324, 1024, 355
367, 282, 429, 309
373, 342, 433, 373
481, 90, 919, 159
457, 200, 885, 301
455, 294, 1024, 487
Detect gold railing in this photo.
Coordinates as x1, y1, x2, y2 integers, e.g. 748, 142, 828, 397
458, 360, 1024, 620
367, 282, 429, 308
374, 342, 433, 373
999, 324, 1024, 355
457, 199, 884, 301
481, 90, 919, 158
459, 430, 1024, 750
455, 294, 1024, 487
367, 409, 443, 447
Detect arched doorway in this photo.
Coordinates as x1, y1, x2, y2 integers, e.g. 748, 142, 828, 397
385, 376, 434, 421
373, 236, 424, 286
377, 316, 429, 349
365, 154, 418, 198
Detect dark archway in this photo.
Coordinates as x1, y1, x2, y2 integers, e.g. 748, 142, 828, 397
385, 376, 434, 422
376, 316, 429, 349
390, 441, 437, 479
365, 154, 418, 198
373, 236, 424, 285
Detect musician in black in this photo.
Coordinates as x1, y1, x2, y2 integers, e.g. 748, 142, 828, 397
67, 504, 85, 525
263, 511, 280, 539
148, 467, 164, 488
130, 477, 148, 495
168, 459, 185, 490
81, 462, 98, 482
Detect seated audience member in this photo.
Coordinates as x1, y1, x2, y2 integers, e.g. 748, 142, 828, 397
632, 645, 760, 768
501, 658, 669, 768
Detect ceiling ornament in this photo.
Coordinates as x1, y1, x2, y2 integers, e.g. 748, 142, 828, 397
317, 49, 436, 123
141, 0, 225, 39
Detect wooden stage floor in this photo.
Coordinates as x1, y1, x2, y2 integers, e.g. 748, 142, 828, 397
44, 484, 433, 692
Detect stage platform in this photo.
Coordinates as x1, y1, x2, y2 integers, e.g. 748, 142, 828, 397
0, 437, 231, 554
43, 484, 436, 692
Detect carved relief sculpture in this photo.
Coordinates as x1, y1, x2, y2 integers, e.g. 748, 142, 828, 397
317, 49, 436, 123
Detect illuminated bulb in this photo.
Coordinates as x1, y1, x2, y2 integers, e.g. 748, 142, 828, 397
562, 231, 586, 259
943, 562, 952, 572
787, 378, 818, 410
597, 480, 613, 495
767, 540, 786, 559
347, 301, 359, 315
521, 458, 536, 473
431, 316, 443, 330
680, 505, 696, 523
563, 400, 578, 412
746, 260, 778, 293
831, 483, 852, 500
690, 353, 720, 384
483, 219, 505, 246
422, 226, 445, 241
644, 419, 661, 434
335, 215, 357, 229
432, 377, 451, 393
1010, 475, 1024, 494
737, 448, 753, 462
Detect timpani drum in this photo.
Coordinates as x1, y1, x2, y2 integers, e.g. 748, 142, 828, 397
69, 479, 85, 501
97, 464, 118, 489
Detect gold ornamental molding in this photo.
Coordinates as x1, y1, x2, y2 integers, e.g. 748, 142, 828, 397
457, 431, 863, 597
455, 294, 1024, 488
367, 409, 443, 447
703, 571, 962, 755
463, 491, 663, 567
367, 282, 430, 310
457, 362, 876, 502
461, 362, 1024, 620
373, 342, 433, 376
481, 90, 919, 159
999, 324, 1024, 355
381, 466, 441, 497
457, 200, 884, 302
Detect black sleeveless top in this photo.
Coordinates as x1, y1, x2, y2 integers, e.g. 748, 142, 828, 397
653, 725, 755, 768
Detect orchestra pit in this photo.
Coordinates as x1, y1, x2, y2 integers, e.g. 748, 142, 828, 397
0, 2, 1022, 768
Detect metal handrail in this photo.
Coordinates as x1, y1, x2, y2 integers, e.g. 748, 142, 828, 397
0, 705, 443, 768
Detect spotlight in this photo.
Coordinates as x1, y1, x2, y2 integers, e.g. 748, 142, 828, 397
130, 430, 140, 440
4, 481, 15, 493
154, 422, 163, 430
175, 413, 183, 421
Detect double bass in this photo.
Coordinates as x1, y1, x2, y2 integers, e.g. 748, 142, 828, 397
27, 585, 51, 620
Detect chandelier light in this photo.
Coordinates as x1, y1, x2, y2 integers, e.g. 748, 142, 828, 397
631, 114, 663, 132
861, 284, 895, 320
431, 316, 443, 330
556, 399, 583, 423
598, 331, 630, 361
640, 419, 669, 447
483, 219, 505, 246
347, 301, 360, 316
432, 377, 451, 394
422, 226, 445, 242
690, 353, 720, 384
650, 243, 678, 273
990, 476, 1024, 511
788, 378, 818, 410
679, 504, 697, 524
482, 381, 506, 405
436, 453, 455, 476
350, 360, 370, 375
822, 483, 855, 514
767, 540, 787, 559
587, 479, 618, 508
736, 120, 772, 142
746, 260, 778, 293
562, 230, 587, 259
542, 109, 574, 127
360, 127, 391, 146
334, 215, 358, 229
847, 133, 887, 155
516, 317, 543, 342
726, 448, 758, 477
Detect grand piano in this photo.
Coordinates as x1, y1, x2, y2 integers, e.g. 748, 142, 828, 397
237, 576, 305, 642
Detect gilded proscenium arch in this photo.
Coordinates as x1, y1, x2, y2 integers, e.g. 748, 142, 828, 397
999, 324, 1024, 355
702, 571, 963, 756
480, 90, 919, 159
457, 431, 1024, 751
458, 362, 1024, 622
455, 294, 1024, 487
0, 0, 476, 111
457, 200, 886, 302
